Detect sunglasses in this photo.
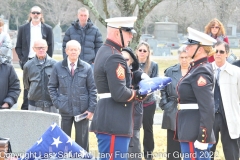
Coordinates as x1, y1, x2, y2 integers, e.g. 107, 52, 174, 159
216, 49, 225, 54
138, 49, 147, 53
211, 26, 219, 29
31, 11, 41, 15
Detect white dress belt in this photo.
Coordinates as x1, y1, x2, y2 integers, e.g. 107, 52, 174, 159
178, 104, 199, 110
98, 93, 111, 99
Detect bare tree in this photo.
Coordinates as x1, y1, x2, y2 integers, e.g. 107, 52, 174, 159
0, 0, 29, 29
36, 0, 82, 26
77, 0, 164, 48
212, 0, 239, 26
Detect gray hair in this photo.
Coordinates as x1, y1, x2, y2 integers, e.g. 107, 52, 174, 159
214, 40, 229, 53
66, 40, 81, 50
178, 45, 187, 55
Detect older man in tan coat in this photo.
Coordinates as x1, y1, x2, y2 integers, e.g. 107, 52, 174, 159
210, 41, 240, 160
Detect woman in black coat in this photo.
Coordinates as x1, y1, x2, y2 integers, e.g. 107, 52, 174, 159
0, 62, 20, 109
159, 45, 190, 160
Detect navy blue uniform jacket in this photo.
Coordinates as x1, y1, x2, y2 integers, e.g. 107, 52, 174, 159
174, 57, 216, 143
90, 39, 135, 136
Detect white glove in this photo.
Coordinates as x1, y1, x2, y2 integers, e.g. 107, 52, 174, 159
194, 140, 208, 150
141, 73, 150, 80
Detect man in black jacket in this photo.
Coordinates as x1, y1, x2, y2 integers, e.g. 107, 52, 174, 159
15, 6, 54, 110
62, 7, 103, 66
48, 40, 97, 151
23, 39, 57, 112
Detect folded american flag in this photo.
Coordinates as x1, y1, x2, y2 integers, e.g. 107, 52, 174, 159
138, 76, 172, 95
19, 123, 93, 160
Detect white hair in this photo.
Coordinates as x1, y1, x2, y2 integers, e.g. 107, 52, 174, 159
66, 40, 81, 50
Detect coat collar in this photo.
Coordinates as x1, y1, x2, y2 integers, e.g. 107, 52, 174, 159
171, 63, 181, 71
105, 39, 122, 52
212, 61, 233, 76
62, 57, 83, 68
190, 57, 208, 68
33, 54, 52, 66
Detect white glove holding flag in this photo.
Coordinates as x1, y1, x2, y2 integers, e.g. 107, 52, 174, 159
194, 140, 208, 150
141, 73, 150, 80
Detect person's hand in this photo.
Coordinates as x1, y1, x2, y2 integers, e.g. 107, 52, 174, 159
194, 140, 208, 150
135, 90, 147, 101
1, 103, 9, 109
84, 111, 94, 120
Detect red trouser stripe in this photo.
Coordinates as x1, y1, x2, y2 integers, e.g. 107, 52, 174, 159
109, 135, 116, 160
189, 142, 196, 160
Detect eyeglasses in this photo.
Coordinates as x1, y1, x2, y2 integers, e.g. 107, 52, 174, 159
34, 47, 46, 50
211, 26, 220, 29
216, 49, 225, 54
138, 49, 147, 53
31, 12, 41, 15
125, 58, 129, 62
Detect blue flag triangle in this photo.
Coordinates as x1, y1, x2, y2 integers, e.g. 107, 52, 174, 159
19, 123, 93, 160
138, 76, 172, 95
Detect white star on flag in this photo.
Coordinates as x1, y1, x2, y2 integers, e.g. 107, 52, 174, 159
66, 136, 73, 146
80, 149, 87, 158
138, 77, 172, 95
51, 136, 62, 148
36, 137, 42, 145
20, 124, 93, 160
51, 123, 57, 131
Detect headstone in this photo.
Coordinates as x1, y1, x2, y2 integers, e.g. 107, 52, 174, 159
227, 24, 237, 37
53, 23, 62, 52
165, 16, 169, 22
155, 46, 171, 56
154, 22, 178, 43
154, 21, 179, 50
227, 24, 239, 48
0, 110, 61, 152
144, 38, 158, 55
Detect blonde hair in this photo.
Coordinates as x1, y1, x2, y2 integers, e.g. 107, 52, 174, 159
204, 18, 226, 36
202, 45, 215, 57
136, 41, 151, 74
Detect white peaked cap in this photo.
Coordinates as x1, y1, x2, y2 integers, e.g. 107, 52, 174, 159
184, 27, 217, 46
105, 17, 137, 33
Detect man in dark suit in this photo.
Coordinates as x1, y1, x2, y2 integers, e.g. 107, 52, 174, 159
15, 6, 54, 110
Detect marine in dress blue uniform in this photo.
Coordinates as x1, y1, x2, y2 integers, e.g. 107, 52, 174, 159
90, 17, 146, 160
174, 27, 217, 160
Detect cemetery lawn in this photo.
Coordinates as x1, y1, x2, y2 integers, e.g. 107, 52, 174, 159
15, 51, 238, 160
